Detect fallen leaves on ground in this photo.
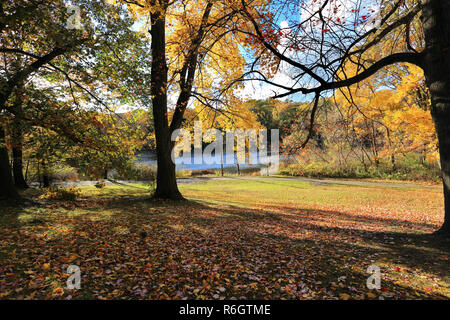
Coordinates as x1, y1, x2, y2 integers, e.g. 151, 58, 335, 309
0, 181, 448, 300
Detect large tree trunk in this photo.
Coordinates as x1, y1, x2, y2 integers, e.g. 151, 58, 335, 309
0, 124, 20, 200
11, 124, 28, 189
150, 10, 183, 200
12, 143, 28, 189
148, 2, 212, 200
422, 0, 450, 236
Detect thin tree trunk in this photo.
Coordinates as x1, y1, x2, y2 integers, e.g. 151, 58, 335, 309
220, 148, 224, 176
371, 123, 379, 167
37, 162, 42, 188
25, 160, 29, 182
42, 160, 50, 188
0, 124, 20, 200
422, 0, 450, 236
150, 10, 182, 200
386, 128, 396, 171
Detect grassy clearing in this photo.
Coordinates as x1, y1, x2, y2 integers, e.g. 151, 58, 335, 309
0, 179, 448, 300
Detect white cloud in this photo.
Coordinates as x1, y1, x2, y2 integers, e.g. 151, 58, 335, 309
280, 20, 289, 29
239, 20, 301, 100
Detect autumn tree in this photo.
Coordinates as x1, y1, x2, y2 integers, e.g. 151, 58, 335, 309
0, 0, 151, 199
120, 0, 268, 199
0, 0, 82, 199
334, 62, 437, 169
241, 0, 450, 236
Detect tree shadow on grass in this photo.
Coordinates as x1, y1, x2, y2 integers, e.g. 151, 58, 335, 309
86, 198, 450, 298
98, 196, 449, 284
1, 190, 448, 299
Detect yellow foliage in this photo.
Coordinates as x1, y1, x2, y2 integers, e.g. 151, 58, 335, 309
336, 61, 438, 163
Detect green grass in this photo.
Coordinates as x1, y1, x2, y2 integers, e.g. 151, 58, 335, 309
181, 179, 443, 220
0, 179, 448, 300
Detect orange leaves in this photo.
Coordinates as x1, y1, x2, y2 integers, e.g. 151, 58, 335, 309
335, 56, 438, 164
0, 179, 447, 300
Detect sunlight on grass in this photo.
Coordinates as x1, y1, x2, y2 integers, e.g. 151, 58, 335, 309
0, 179, 448, 300
180, 179, 444, 231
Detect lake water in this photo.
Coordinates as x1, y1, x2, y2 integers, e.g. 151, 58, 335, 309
135, 151, 281, 174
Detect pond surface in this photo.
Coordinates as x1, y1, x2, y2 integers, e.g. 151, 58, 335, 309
135, 151, 280, 172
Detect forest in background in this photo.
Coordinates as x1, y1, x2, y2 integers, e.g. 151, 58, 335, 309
2, 0, 450, 236
16, 59, 440, 185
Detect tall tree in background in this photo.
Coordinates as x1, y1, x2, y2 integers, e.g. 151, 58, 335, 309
10, 90, 29, 189
0, 0, 151, 200
241, 0, 450, 236
0, 0, 85, 199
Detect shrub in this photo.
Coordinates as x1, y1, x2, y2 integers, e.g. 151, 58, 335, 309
25, 163, 79, 183
176, 169, 193, 178
278, 153, 441, 182
135, 163, 157, 181
190, 169, 214, 176
95, 181, 106, 188
117, 163, 157, 181
50, 165, 79, 181
38, 186, 81, 201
